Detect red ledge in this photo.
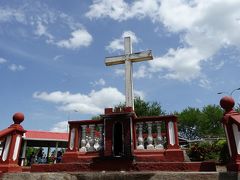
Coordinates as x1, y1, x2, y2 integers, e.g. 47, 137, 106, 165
30, 161, 216, 172
0, 164, 22, 173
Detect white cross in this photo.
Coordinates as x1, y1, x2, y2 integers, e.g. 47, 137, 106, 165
105, 37, 153, 109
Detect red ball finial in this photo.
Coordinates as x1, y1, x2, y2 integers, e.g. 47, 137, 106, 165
13, 112, 24, 124
220, 96, 235, 112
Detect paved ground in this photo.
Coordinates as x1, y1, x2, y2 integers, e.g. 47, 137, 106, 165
1, 171, 240, 180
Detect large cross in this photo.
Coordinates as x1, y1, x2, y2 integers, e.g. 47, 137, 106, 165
105, 37, 153, 109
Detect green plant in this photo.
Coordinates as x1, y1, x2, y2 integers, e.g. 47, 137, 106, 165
187, 140, 230, 164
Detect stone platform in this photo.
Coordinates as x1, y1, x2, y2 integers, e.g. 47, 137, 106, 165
1, 171, 239, 180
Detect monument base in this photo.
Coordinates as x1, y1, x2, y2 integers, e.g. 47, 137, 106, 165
31, 159, 216, 172
226, 162, 240, 171
134, 149, 184, 162
0, 164, 22, 173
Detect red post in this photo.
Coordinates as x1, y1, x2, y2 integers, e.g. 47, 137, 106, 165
166, 117, 179, 149
220, 96, 240, 171
0, 112, 26, 173
165, 116, 184, 162
62, 123, 80, 163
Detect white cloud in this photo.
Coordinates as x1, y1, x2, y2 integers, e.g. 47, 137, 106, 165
53, 55, 63, 61
114, 68, 125, 76
149, 48, 203, 81
87, 0, 240, 82
8, 64, 25, 72
0, 3, 93, 50
86, 0, 130, 21
134, 90, 145, 99
114, 65, 150, 80
133, 65, 151, 79
91, 78, 106, 86
106, 31, 139, 52
33, 87, 125, 115
0, 7, 26, 23
0, 57, 7, 64
198, 78, 211, 89
86, 0, 161, 22
50, 121, 68, 132
56, 29, 93, 49
34, 21, 54, 42
215, 61, 225, 70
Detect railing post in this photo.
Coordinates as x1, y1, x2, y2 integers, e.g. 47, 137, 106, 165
99, 124, 103, 150
136, 122, 144, 150
166, 117, 179, 149
146, 122, 154, 149
88, 124, 95, 152
80, 125, 87, 152
220, 96, 240, 171
155, 121, 164, 149
0, 112, 26, 172
20, 140, 27, 166
67, 124, 79, 152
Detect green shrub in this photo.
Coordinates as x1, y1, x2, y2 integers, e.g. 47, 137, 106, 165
187, 139, 230, 164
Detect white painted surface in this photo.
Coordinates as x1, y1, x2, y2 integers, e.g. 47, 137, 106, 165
224, 125, 232, 157
232, 123, 240, 154
2, 135, 12, 161
168, 121, 176, 146
124, 37, 133, 108
13, 135, 21, 161
69, 128, 75, 150
105, 37, 153, 109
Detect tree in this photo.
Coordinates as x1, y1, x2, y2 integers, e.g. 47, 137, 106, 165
177, 107, 203, 140
134, 97, 165, 117
115, 96, 165, 117
200, 105, 224, 137
177, 105, 224, 140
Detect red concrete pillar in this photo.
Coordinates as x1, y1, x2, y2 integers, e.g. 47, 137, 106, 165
62, 123, 80, 163
0, 112, 26, 173
165, 116, 184, 162
166, 117, 179, 149
220, 96, 240, 171
132, 121, 137, 150
66, 124, 79, 152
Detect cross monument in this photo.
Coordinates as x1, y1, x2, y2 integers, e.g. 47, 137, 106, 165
105, 37, 153, 109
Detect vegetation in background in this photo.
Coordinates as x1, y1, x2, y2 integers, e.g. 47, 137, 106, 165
187, 139, 229, 163
177, 105, 224, 140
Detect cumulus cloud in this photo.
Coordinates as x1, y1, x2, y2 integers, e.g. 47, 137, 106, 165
50, 121, 68, 132
134, 90, 145, 99
0, 57, 7, 64
56, 29, 93, 49
0, 2, 93, 50
106, 31, 139, 52
198, 78, 211, 89
34, 21, 54, 42
133, 65, 151, 79
8, 64, 25, 72
86, 0, 130, 21
0, 7, 26, 23
87, 0, 240, 82
90, 78, 106, 86
33, 87, 125, 115
86, 0, 161, 21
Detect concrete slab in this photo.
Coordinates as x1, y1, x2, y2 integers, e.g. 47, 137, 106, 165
1, 171, 239, 180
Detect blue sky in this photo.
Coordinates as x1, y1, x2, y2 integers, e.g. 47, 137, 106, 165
1, 0, 240, 132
